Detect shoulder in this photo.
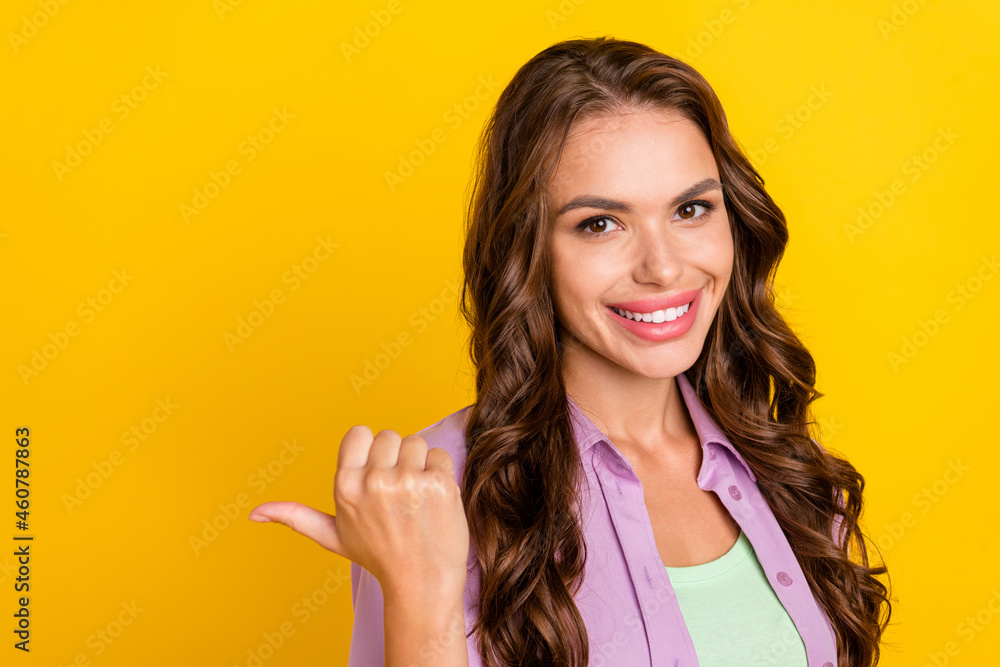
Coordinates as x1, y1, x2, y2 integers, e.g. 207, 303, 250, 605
414, 403, 474, 485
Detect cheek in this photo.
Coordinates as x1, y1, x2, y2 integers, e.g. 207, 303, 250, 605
695, 223, 735, 284
717, 236, 735, 285
550, 248, 597, 321
720, 234, 735, 283
551, 266, 582, 316
548, 251, 573, 318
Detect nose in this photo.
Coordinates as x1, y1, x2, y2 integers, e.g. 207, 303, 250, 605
631, 222, 684, 286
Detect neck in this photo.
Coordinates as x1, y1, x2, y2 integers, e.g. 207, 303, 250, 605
561, 343, 698, 461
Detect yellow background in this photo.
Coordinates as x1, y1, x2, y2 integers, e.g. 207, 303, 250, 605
2, 0, 998, 664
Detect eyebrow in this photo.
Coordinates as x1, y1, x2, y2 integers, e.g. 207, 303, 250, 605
555, 177, 724, 216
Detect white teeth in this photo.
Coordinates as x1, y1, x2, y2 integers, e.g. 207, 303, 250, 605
613, 302, 691, 323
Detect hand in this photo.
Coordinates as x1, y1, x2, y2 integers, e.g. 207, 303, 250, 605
248, 426, 470, 600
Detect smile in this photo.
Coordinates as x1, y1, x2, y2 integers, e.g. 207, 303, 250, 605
610, 302, 692, 323
605, 289, 702, 342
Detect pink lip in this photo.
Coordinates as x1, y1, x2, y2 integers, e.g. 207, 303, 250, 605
605, 289, 702, 342
607, 289, 701, 312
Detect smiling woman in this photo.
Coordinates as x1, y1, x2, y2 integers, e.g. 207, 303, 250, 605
247, 36, 891, 667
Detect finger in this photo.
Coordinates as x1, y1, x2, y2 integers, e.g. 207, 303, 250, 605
397, 434, 429, 471
368, 429, 402, 469
247, 501, 344, 556
338, 424, 374, 471
425, 446, 456, 480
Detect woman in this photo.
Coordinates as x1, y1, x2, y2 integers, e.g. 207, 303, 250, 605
248, 37, 891, 667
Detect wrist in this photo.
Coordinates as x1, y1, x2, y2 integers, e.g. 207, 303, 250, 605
382, 576, 466, 610
383, 590, 469, 667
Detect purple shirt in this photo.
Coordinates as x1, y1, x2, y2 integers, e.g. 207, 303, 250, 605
348, 371, 839, 666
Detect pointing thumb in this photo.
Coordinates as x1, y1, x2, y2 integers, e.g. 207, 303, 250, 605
248, 500, 344, 557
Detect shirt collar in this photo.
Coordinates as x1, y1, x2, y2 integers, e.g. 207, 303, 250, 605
565, 370, 757, 482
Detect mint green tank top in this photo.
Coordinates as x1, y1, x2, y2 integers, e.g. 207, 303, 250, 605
663, 530, 808, 666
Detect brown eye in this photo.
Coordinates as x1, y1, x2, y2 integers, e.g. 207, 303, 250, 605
674, 200, 715, 222
575, 214, 621, 236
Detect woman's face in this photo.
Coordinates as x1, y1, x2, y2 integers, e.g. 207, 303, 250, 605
545, 107, 734, 380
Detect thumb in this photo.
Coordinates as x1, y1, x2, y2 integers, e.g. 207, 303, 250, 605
248, 501, 344, 557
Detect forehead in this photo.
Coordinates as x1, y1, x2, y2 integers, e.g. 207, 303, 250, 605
546, 108, 719, 205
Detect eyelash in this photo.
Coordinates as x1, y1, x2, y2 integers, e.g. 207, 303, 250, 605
574, 200, 716, 237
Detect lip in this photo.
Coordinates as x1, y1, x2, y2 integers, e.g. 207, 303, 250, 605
605, 288, 702, 342
607, 289, 702, 313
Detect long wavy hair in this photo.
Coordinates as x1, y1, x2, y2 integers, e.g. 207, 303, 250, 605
458, 37, 891, 667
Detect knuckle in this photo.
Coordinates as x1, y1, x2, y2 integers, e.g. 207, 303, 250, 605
334, 470, 361, 503
424, 469, 454, 494
363, 467, 392, 493
396, 470, 420, 497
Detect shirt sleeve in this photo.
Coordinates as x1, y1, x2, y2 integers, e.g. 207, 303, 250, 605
347, 561, 386, 666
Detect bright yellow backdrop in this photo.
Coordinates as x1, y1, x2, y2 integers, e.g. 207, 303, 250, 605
2, 0, 997, 665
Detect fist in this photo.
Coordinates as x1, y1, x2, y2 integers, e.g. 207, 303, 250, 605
248, 426, 470, 600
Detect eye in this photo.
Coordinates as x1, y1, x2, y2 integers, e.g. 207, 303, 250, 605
675, 200, 716, 221
575, 214, 622, 237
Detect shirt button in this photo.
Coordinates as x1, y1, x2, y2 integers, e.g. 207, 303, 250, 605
708, 445, 717, 460
777, 571, 793, 586
728, 485, 742, 500
823, 662, 834, 667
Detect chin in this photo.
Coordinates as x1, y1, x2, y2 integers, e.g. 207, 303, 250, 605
619, 342, 704, 378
